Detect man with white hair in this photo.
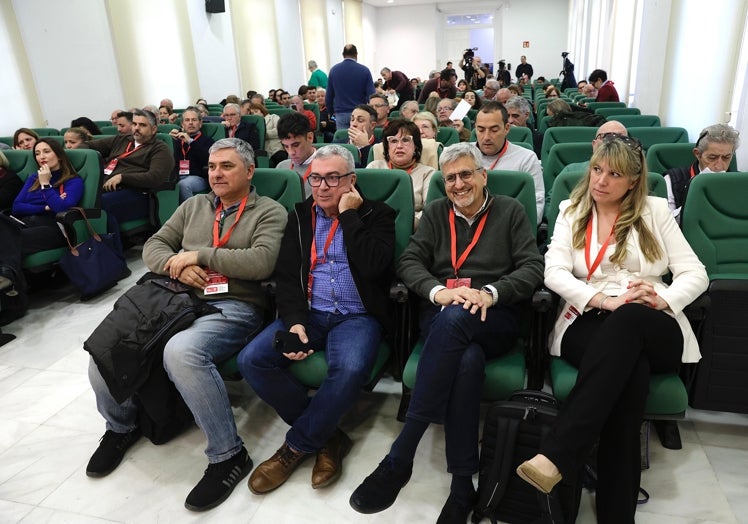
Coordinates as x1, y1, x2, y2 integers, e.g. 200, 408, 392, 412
308, 60, 328, 88
399, 100, 419, 121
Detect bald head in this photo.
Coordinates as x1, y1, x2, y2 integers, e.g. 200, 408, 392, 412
496, 88, 512, 104
592, 120, 628, 149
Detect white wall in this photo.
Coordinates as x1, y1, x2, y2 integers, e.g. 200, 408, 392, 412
11, 0, 124, 129
186, 0, 240, 104
500, 0, 570, 81
367, 0, 568, 83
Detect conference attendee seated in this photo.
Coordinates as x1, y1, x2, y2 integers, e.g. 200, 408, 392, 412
481, 80, 500, 103
436, 98, 470, 142
557, 120, 628, 178
114, 111, 133, 135
473, 102, 544, 221
170, 106, 215, 202
504, 95, 542, 156
368, 93, 391, 128
290, 95, 317, 130
589, 69, 619, 102
517, 135, 707, 523
238, 144, 395, 496
663, 123, 740, 223
399, 100, 419, 121
248, 103, 286, 167
276, 112, 318, 198
366, 119, 435, 227
334, 104, 379, 167
63, 127, 93, 149
10, 138, 83, 253
350, 142, 543, 521
13, 128, 39, 150
85, 108, 174, 231
85, 138, 287, 511
316, 87, 336, 143
413, 111, 438, 140
70, 117, 103, 137
221, 103, 261, 151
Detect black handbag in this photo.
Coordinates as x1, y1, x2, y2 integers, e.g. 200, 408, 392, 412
59, 208, 126, 300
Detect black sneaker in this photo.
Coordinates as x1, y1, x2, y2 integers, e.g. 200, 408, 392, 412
349, 455, 412, 514
436, 490, 477, 524
185, 447, 253, 512
86, 428, 142, 477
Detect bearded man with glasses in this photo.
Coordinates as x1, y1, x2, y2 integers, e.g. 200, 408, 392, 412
350, 142, 543, 522
238, 144, 395, 496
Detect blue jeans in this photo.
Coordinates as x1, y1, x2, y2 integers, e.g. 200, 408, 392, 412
178, 175, 209, 202
101, 188, 150, 225
237, 310, 382, 453
409, 304, 518, 475
334, 112, 351, 130
88, 299, 264, 463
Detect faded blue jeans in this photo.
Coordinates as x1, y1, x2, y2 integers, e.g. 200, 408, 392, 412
89, 299, 264, 463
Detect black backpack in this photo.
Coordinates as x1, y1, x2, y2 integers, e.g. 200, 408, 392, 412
472, 390, 582, 524
0, 217, 28, 326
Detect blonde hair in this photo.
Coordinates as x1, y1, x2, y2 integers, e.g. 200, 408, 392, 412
567, 137, 662, 264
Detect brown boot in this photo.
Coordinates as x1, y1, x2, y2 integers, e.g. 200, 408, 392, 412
248, 442, 309, 495
311, 429, 353, 489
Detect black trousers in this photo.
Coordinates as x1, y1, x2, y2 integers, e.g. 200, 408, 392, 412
541, 303, 682, 524
20, 214, 67, 255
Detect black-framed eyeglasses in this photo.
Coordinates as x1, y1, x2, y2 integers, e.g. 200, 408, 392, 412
599, 133, 642, 153
443, 167, 481, 185
308, 172, 354, 187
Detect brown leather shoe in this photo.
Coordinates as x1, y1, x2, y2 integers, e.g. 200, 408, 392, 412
311, 429, 353, 489
248, 442, 309, 495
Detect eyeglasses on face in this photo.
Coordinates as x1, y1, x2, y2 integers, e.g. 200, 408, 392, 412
386, 136, 414, 146
443, 167, 481, 185
308, 172, 354, 187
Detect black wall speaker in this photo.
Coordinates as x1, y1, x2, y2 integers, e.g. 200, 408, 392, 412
206, 0, 225, 13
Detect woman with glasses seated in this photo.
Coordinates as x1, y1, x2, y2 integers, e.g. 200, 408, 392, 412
517, 135, 708, 522
366, 119, 435, 227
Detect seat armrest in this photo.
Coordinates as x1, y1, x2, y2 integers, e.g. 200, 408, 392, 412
55, 208, 103, 245
390, 280, 409, 303
684, 292, 710, 323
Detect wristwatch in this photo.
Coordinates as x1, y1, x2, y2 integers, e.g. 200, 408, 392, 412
40, 184, 51, 189
480, 285, 497, 305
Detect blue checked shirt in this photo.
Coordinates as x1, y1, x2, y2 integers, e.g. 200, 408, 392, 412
310, 206, 366, 314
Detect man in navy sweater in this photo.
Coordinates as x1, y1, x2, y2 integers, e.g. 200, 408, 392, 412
325, 44, 375, 131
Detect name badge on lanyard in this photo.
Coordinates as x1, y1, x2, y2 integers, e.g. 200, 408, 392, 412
178, 160, 190, 175
204, 269, 229, 295
104, 158, 118, 176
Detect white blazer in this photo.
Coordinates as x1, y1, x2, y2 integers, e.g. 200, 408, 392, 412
545, 196, 709, 362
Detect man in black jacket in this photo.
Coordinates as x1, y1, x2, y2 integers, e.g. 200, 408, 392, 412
237, 144, 395, 495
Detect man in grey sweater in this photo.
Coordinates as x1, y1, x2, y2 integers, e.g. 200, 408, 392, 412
86, 138, 287, 512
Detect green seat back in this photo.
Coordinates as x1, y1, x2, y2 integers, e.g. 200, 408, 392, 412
252, 168, 304, 212
544, 142, 593, 204
201, 122, 227, 142
628, 127, 689, 151
546, 170, 668, 239
427, 170, 537, 234
681, 172, 748, 278
157, 124, 179, 134
646, 143, 738, 174
241, 115, 265, 151
304, 103, 321, 132
615, 114, 661, 128
549, 357, 688, 415
436, 126, 459, 146
584, 101, 626, 111
268, 107, 293, 117
541, 126, 597, 165
99, 126, 119, 135
31, 128, 61, 137
468, 126, 532, 144
94, 120, 112, 129
594, 107, 641, 118
315, 142, 360, 165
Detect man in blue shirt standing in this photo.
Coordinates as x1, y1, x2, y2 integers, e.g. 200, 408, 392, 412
325, 44, 375, 130
237, 144, 395, 495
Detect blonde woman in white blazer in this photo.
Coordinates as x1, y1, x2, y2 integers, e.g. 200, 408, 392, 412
517, 135, 708, 523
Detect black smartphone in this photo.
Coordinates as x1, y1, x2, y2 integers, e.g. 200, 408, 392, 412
274, 330, 310, 354
151, 278, 192, 293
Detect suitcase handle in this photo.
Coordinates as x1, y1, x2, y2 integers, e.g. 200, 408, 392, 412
508, 389, 559, 408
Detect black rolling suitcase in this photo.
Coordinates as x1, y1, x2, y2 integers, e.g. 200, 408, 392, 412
472, 390, 581, 524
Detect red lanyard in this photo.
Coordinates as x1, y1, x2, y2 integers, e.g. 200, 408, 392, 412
292, 163, 313, 182
689, 165, 696, 179
118, 141, 141, 160
180, 132, 201, 159
212, 195, 248, 247
488, 140, 510, 170
307, 206, 339, 296
388, 161, 415, 174
449, 207, 490, 277
584, 213, 618, 281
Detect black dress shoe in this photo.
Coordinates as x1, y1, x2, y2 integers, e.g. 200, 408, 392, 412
86, 428, 141, 477
436, 490, 477, 524
349, 455, 412, 514
654, 420, 682, 450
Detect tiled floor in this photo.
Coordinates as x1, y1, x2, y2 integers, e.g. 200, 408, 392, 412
1, 250, 747, 523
